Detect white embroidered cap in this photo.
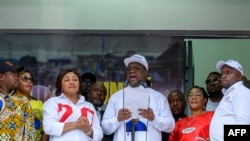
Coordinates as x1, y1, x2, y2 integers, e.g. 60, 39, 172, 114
216, 59, 243, 75
124, 54, 148, 70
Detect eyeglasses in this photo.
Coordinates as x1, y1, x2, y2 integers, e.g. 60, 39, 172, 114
205, 78, 220, 84
21, 76, 33, 83
126, 66, 145, 72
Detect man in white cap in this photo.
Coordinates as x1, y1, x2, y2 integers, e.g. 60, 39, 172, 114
210, 59, 250, 141
101, 54, 175, 141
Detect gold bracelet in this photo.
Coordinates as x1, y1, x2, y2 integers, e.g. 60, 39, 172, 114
85, 128, 93, 136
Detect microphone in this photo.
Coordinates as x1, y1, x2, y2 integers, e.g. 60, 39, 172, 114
123, 80, 130, 88
139, 80, 148, 88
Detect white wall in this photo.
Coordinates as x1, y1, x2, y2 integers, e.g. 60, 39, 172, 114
0, 0, 250, 30
1, 0, 250, 90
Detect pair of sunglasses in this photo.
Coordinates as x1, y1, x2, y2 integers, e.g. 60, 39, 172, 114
21, 76, 34, 83
205, 78, 220, 84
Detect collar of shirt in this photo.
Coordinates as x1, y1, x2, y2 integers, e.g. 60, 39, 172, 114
0, 89, 13, 99
96, 107, 102, 112
0, 89, 8, 96
58, 93, 86, 104
222, 81, 243, 96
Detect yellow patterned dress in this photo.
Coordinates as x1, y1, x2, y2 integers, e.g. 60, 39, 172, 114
29, 98, 43, 141
14, 93, 44, 141
0, 92, 35, 141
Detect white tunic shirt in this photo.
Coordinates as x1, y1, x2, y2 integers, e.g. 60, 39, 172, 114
210, 81, 250, 141
101, 85, 175, 141
206, 98, 220, 111
43, 94, 103, 141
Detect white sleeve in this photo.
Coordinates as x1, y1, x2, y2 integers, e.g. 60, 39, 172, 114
43, 98, 65, 136
90, 105, 104, 141
234, 87, 250, 124
149, 92, 175, 133
101, 94, 121, 135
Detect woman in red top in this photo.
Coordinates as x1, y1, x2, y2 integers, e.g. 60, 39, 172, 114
168, 86, 214, 141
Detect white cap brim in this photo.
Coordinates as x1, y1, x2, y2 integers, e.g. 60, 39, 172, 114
124, 54, 148, 70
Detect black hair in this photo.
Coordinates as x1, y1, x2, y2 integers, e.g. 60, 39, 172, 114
243, 80, 250, 89
16, 66, 33, 78
208, 71, 221, 77
55, 69, 81, 96
81, 72, 96, 83
188, 85, 208, 98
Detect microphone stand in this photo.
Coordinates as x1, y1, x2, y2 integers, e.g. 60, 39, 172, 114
123, 80, 129, 141
131, 119, 138, 141
139, 80, 149, 141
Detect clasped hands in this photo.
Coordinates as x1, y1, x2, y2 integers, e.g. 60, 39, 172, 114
75, 116, 92, 134
117, 108, 155, 122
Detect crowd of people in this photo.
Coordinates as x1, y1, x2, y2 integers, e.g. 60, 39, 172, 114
0, 54, 250, 141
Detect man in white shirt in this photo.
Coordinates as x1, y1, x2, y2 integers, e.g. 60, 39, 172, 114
210, 59, 250, 141
101, 54, 175, 141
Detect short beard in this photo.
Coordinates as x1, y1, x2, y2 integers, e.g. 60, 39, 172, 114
208, 90, 222, 99
92, 99, 103, 107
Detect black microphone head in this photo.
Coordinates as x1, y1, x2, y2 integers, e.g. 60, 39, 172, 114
123, 80, 129, 87
139, 80, 148, 88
